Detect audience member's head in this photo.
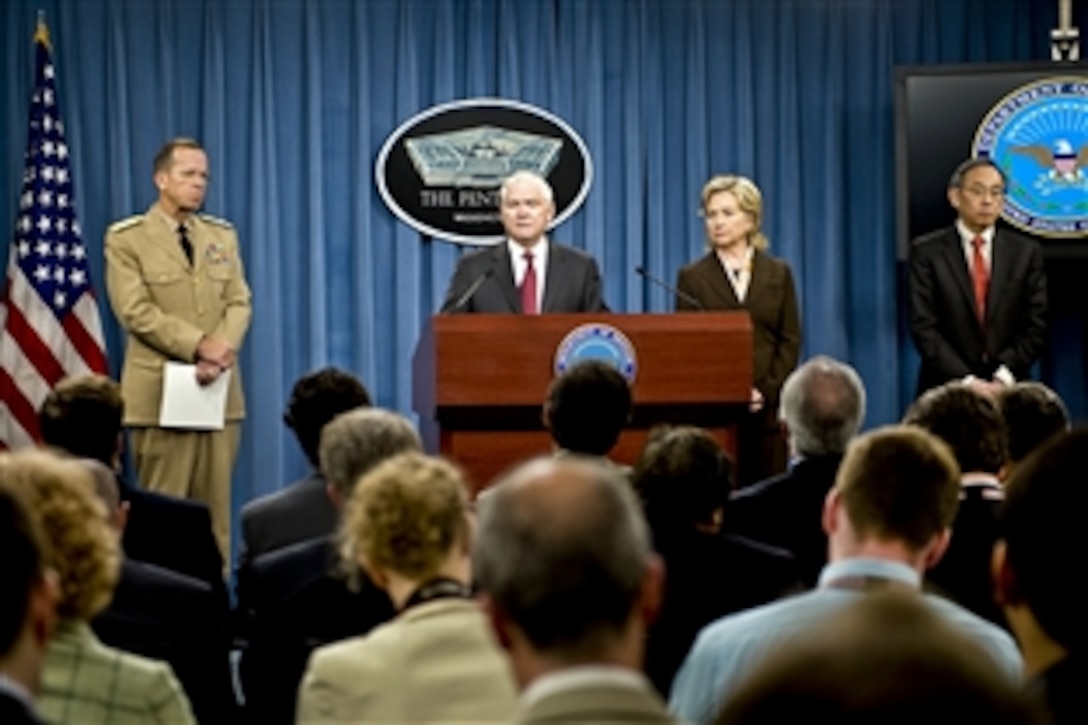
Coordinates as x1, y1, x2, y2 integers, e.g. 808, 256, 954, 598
75, 458, 127, 532
632, 426, 733, 545
902, 382, 1008, 476
716, 592, 1034, 724
0, 484, 57, 697
996, 430, 1088, 675
544, 360, 632, 457
474, 457, 662, 686
284, 367, 372, 467
997, 382, 1070, 467
38, 374, 124, 467
342, 452, 471, 608
0, 450, 120, 623
318, 407, 422, 504
826, 425, 960, 568
778, 356, 866, 458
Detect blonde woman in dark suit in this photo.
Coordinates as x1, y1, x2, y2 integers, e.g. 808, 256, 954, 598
675, 175, 802, 487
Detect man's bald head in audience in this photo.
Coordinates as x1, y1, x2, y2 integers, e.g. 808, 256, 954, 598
474, 457, 661, 681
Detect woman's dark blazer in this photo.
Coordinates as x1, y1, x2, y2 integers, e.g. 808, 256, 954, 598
674, 249, 802, 404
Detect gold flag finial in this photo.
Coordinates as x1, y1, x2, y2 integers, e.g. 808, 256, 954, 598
34, 10, 51, 51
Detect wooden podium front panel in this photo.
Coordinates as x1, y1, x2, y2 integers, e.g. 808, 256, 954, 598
415, 312, 750, 490
428, 312, 753, 408
442, 427, 738, 495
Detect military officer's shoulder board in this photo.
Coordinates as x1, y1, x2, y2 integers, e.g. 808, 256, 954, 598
198, 213, 234, 230
108, 215, 144, 233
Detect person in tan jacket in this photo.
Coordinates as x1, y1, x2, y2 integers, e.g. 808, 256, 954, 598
104, 137, 252, 560
296, 452, 517, 723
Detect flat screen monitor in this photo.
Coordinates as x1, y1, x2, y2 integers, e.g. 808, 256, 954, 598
895, 62, 1088, 261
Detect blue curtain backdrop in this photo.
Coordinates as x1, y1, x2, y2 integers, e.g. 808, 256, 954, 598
1, 0, 1075, 533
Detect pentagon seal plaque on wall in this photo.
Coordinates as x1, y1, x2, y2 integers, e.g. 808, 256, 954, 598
377, 98, 593, 246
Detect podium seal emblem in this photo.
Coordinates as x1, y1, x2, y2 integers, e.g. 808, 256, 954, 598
553, 324, 637, 382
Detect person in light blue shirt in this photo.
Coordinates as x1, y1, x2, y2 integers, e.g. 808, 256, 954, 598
669, 425, 1023, 724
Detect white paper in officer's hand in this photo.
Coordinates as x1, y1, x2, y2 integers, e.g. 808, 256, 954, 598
159, 362, 231, 430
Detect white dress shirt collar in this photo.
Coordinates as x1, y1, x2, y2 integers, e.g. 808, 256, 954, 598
522, 665, 652, 709
956, 219, 995, 270
715, 244, 754, 302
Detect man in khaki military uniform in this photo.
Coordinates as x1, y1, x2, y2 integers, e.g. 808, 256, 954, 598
104, 138, 252, 560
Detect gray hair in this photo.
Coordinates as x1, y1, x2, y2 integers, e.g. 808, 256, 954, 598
499, 170, 554, 205
473, 457, 650, 660
779, 356, 866, 457
318, 408, 422, 498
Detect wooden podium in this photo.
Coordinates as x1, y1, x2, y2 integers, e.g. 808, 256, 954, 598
413, 313, 753, 491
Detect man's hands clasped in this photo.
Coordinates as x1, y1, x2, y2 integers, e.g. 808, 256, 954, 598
195, 336, 235, 386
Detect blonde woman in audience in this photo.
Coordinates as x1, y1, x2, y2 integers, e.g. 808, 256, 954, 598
297, 452, 516, 722
0, 450, 194, 724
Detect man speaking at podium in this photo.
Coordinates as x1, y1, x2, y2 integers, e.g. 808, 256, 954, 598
440, 171, 608, 314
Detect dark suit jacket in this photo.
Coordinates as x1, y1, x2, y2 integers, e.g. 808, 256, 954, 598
117, 475, 226, 605
237, 471, 336, 571
440, 240, 608, 313
0, 690, 42, 725
726, 454, 843, 587
1032, 654, 1088, 725
235, 536, 395, 725
675, 250, 802, 484
675, 250, 801, 403
92, 558, 235, 723
908, 226, 1047, 395
644, 530, 801, 697
926, 479, 1005, 627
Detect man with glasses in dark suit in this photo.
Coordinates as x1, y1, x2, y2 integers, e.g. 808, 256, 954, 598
908, 158, 1047, 397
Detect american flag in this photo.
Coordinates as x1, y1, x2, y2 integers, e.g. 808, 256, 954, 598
0, 19, 107, 449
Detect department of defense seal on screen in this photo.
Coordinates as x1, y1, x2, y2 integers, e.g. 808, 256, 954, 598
973, 77, 1088, 238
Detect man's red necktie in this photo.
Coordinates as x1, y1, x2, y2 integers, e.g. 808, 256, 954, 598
520, 251, 538, 314
971, 236, 989, 325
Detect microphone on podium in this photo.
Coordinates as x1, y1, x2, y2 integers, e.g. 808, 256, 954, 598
635, 266, 703, 310
446, 267, 494, 313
